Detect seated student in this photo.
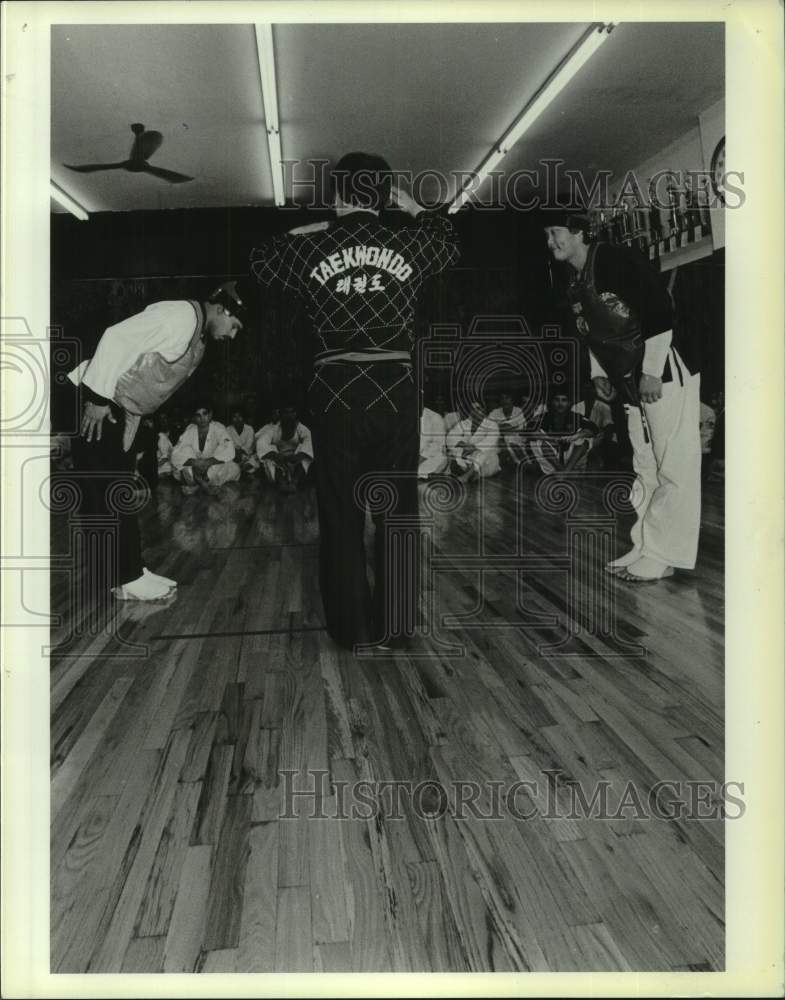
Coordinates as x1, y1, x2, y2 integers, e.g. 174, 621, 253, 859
255, 403, 314, 493
530, 389, 596, 475
431, 391, 460, 433
488, 390, 527, 468
171, 403, 241, 494
252, 408, 279, 465
227, 408, 257, 474
418, 400, 449, 479
445, 399, 501, 482
571, 383, 618, 470
157, 413, 174, 477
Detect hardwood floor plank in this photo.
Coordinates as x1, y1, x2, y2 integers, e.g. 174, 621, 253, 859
569, 922, 634, 971
197, 948, 239, 973
86, 727, 193, 971
319, 643, 356, 761
191, 745, 234, 846
332, 757, 392, 971
162, 845, 213, 973
252, 727, 283, 822
314, 941, 352, 972
237, 821, 279, 972
275, 886, 313, 972
120, 934, 166, 973
309, 802, 350, 945
51, 676, 134, 820
203, 794, 253, 951
408, 859, 471, 971
232, 697, 264, 795
133, 781, 203, 937
179, 711, 218, 783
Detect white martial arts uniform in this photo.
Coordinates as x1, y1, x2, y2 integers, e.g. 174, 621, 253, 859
488, 405, 527, 463
570, 399, 617, 457
228, 422, 257, 470
443, 410, 460, 433
228, 422, 255, 456
446, 416, 501, 478
590, 333, 701, 570
418, 407, 449, 478
157, 431, 173, 476
530, 422, 593, 475
255, 421, 314, 483
171, 420, 241, 486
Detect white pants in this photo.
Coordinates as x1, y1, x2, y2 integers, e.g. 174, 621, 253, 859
530, 437, 589, 475
626, 369, 701, 569
418, 454, 449, 478
261, 454, 311, 483
452, 450, 500, 478
173, 455, 241, 486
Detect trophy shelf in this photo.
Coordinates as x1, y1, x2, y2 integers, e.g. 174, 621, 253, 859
657, 234, 714, 272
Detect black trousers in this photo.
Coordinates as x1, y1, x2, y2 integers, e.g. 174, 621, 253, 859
309, 364, 420, 649
70, 392, 143, 588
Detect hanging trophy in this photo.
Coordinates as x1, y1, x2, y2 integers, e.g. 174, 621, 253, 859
631, 193, 649, 255
698, 175, 713, 236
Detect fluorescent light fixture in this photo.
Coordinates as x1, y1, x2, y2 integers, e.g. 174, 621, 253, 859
255, 23, 285, 207
449, 23, 618, 213
50, 181, 89, 221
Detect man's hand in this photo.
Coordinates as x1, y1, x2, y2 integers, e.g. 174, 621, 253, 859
287, 221, 330, 235
639, 374, 663, 403
388, 185, 423, 218
80, 401, 116, 443
592, 377, 614, 403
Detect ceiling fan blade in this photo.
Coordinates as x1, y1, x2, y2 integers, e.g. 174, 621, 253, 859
141, 164, 194, 184
131, 130, 164, 162
63, 162, 128, 173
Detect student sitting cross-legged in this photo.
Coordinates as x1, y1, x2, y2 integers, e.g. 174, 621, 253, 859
255, 403, 314, 493
171, 403, 241, 495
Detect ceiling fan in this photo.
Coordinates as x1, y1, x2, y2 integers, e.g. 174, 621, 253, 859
63, 123, 194, 184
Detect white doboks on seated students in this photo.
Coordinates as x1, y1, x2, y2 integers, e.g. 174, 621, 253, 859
530, 390, 595, 474
227, 408, 257, 473
418, 402, 449, 479
488, 390, 527, 466
157, 413, 174, 476
255, 404, 313, 493
445, 400, 501, 481
171, 403, 241, 493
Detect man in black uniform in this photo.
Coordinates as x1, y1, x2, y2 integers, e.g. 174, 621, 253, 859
250, 152, 459, 648
544, 210, 701, 582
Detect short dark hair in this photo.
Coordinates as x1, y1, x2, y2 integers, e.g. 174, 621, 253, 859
332, 152, 392, 211
543, 208, 592, 240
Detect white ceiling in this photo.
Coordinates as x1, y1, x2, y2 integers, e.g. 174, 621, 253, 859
51, 21, 724, 213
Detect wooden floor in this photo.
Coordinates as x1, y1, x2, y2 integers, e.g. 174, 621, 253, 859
50, 468, 725, 973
